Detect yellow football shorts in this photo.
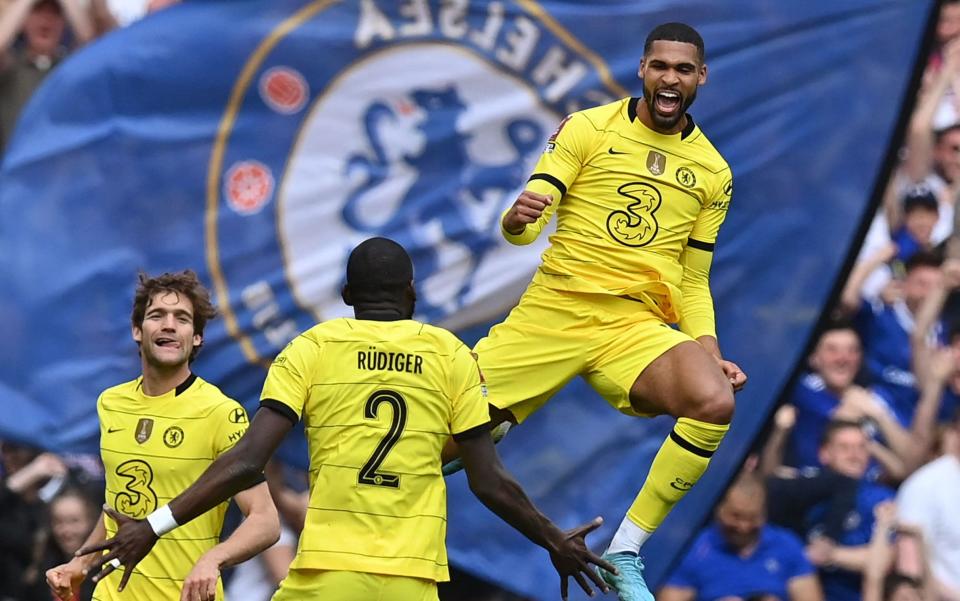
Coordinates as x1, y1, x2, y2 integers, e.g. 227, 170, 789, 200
473, 282, 692, 423
272, 569, 438, 601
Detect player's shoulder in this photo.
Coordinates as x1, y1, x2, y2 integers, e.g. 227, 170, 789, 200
414, 321, 468, 352
98, 378, 141, 405
185, 375, 245, 413
684, 120, 730, 176
299, 318, 349, 341
281, 319, 353, 353
571, 97, 630, 131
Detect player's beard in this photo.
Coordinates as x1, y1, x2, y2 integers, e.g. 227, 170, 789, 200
643, 82, 698, 131
141, 341, 191, 371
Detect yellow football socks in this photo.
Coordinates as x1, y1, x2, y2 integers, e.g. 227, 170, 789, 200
607, 417, 729, 553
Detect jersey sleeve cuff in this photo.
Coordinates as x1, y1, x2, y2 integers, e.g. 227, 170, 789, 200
500, 208, 538, 246
258, 399, 299, 426
452, 421, 491, 442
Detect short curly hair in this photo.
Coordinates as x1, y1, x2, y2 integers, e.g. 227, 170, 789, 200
130, 270, 218, 362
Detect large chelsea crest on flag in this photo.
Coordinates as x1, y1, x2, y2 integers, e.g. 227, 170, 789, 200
207, 0, 626, 364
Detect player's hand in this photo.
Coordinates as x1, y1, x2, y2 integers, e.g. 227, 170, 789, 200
181, 551, 222, 601
545, 516, 616, 600
718, 359, 747, 392
46, 558, 86, 601
502, 191, 552, 235
76, 506, 158, 592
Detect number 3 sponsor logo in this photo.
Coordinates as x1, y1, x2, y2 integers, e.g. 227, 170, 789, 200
114, 459, 158, 518
606, 182, 663, 247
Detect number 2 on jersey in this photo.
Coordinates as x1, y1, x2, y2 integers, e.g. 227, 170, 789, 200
359, 389, 407, 488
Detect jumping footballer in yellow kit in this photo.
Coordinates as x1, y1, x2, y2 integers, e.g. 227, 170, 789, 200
83, 239, 617, 601
49, 271, 279, 601
449, 22, 748, 601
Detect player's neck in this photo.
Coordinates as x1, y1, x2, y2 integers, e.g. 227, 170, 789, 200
353, 307, 410, 321
635, 98, 687, 135
353, 300, 413, 321
140, 362, 193, 397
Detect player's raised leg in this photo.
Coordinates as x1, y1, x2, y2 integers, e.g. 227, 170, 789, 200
598, 341, 735, 601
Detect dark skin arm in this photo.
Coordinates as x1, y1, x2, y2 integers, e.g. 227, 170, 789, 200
84, 405, 615, 600
77, 408, 293, 591
457, 427, 617, 599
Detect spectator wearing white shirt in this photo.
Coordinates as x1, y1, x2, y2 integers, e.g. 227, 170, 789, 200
896, 410, 960, 601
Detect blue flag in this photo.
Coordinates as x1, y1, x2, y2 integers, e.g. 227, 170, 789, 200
0, 1, 933, 598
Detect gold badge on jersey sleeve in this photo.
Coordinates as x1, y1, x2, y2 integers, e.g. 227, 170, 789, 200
135, 418, 154, 444
646, 150, 666, 175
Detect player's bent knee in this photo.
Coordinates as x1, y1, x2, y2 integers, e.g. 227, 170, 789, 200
684, 385, 734, 425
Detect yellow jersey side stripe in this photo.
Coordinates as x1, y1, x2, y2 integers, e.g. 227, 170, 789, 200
307, 505, 447, 522
296, 548, 447, 566
99, 407, 220, 420
101, 447, 214, 461
305, 424, 450, 436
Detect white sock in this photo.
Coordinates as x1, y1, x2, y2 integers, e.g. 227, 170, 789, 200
606, 515, 653, 555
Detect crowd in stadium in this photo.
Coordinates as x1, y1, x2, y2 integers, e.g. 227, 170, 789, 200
1, 1, 959, 601
661, 3, 960, 601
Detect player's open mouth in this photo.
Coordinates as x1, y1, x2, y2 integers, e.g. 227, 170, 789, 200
155, 337, 180, 349
654, 90, 681, 116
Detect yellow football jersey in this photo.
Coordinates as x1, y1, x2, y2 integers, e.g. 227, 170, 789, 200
506, 97, 733, 339
94, 374, 250, 600
260, 318, 489, 583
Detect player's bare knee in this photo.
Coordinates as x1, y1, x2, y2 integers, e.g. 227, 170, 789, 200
684, 384, 734, 424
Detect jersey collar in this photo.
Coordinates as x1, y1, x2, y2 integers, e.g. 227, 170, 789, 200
175, 373, 198, 396
628, 97, 696, 140
135, 372, 197, 398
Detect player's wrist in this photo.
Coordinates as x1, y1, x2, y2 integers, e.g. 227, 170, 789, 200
146, 504, 179, 537
541, 524, 565, 555
68, 554, 92, 572
502, 217, 525, 235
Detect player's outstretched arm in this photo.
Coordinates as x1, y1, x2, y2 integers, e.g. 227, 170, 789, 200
181, 481, 280, 601
457, 429, 616, 600
76, 407, 294, 592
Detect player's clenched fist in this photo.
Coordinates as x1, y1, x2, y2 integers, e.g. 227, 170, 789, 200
502, 191, 552, 235
45, 559, 86, 601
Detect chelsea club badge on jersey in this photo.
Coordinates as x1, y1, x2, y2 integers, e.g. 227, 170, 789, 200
206, 0, 626, 366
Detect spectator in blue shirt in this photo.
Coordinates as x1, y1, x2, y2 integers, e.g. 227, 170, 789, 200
840, 249, 943, 427
803, 421, 896, 601
785, 321, 865, 470
659, 474, 823, 601
783, 321, 900, 479
890, 188, 940, 265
